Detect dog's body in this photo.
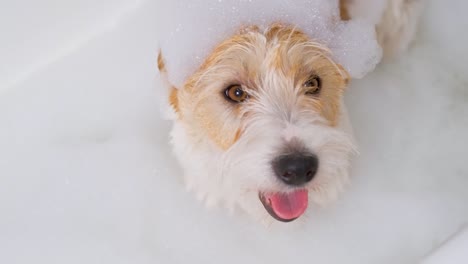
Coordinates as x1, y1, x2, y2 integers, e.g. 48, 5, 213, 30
158, 0, 424, 223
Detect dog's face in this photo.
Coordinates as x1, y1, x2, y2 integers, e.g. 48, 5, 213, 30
160, 24, 355, 223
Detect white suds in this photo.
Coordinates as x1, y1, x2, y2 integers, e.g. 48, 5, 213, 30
156, 0, 382, 88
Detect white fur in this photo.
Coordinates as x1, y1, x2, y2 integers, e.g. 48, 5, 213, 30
161, 0, 424, 223
169, 65, 356, 223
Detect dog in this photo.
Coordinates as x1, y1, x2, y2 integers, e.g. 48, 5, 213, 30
157, 0, 424, 223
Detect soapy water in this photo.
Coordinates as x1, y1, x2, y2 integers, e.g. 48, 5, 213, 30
0, 0, 468, 263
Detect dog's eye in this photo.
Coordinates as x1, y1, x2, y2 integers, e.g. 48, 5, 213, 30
304, 76, 321, 95
224, 85, 248, 103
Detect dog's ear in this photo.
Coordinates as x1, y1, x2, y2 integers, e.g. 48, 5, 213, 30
157, 51, 179, 120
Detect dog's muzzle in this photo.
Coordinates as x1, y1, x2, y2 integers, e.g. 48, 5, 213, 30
259, 153, 318, 222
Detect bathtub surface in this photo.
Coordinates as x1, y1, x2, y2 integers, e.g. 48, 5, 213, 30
1, 1, 468, 263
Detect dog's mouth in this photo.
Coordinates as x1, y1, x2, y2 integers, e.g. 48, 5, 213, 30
258, 189, 308, 222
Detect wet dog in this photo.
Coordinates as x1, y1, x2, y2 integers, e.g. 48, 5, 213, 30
157, 0, 424, 223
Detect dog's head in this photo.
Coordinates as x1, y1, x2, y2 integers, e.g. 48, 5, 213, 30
158, 24, 355, 223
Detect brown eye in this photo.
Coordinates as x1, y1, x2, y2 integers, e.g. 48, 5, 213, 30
304, 76, 321, 95
224, 85, 248, 103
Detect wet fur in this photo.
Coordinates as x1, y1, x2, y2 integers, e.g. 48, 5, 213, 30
158, 0, 423, 223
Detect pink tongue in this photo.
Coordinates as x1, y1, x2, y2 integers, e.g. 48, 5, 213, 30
265, 189, 308, 220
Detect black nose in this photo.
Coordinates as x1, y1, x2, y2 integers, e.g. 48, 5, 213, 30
272, 154, 319, 186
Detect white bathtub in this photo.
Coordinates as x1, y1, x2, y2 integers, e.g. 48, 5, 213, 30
1, 1, 467, 263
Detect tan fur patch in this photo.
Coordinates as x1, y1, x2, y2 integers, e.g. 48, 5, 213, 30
175, 24, 349, 150
264, 25, 349, 126
157, 51, 166, 72
169, 87, 179, 115
339, 0, 351, 21
158, 51, 180, 116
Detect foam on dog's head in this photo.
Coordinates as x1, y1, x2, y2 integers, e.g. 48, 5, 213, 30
156, 0, 382, 88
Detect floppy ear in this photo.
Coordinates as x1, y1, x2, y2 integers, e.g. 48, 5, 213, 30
157, 51, 179, 120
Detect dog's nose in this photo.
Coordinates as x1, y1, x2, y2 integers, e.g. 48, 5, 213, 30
272, 154, 319, 186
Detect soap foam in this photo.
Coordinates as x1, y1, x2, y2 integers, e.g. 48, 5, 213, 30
156, 0, 382, 88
